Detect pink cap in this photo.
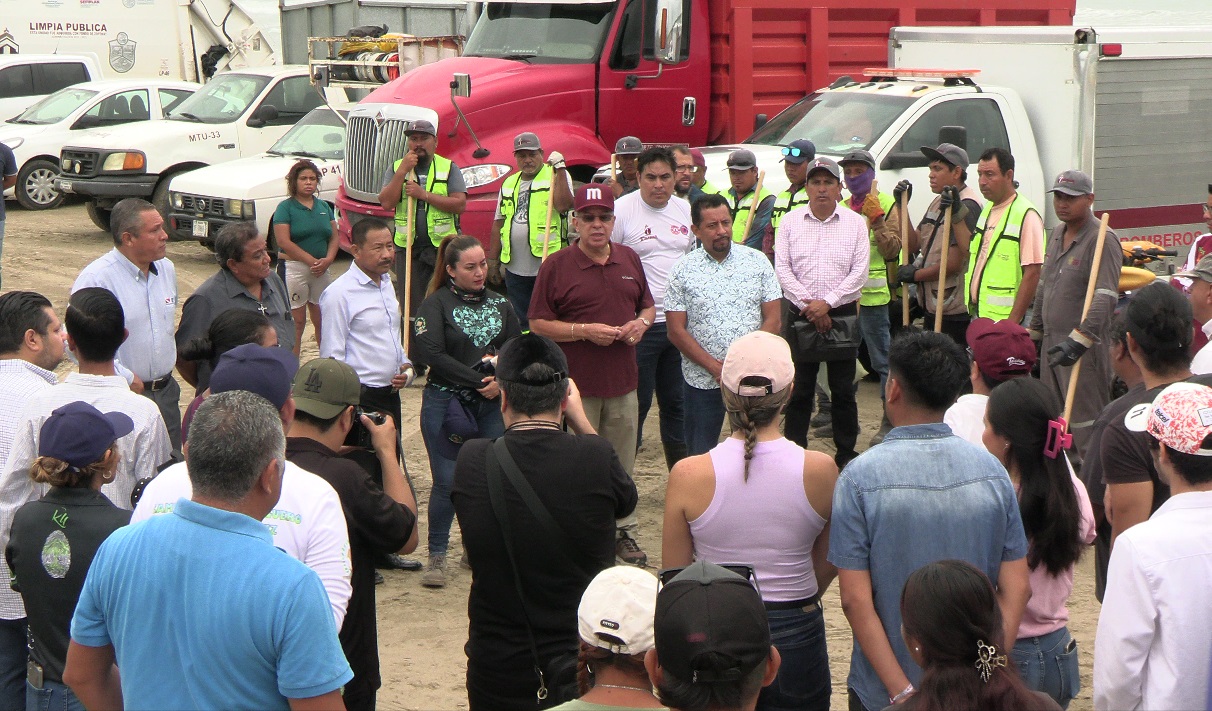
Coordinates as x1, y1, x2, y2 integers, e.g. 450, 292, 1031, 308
575, 184, 614, 212
721, 332, 794, 397
1124, 382, 1212, 456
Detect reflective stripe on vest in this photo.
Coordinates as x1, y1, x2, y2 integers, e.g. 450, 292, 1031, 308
728, 187, 773, 243
965, 193, 1039, 320
498, 165, 564, 263
858, 191, 895, 306
771, 186, 809, 232
393, 154, 458, 248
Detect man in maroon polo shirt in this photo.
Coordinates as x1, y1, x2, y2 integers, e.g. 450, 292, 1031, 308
529, 183, 657, 567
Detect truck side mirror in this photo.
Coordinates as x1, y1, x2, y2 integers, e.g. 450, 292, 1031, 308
247, 104, 279, 128
754, 113, 768, 131
451, 73, 471, 98
652, 0, 684, 65
881, 152, 930, 170
938, 125, 967, 149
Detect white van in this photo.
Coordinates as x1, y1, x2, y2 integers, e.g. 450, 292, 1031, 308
0, 55, 103, 122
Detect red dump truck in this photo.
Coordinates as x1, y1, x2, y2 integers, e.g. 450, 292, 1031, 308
332, 0, 1075, 243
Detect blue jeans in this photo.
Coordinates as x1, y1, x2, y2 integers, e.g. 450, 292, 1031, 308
27, 679, 85, 711
858, 303, 891, 398
504, 270, 536, 332
635, 323, 684, 446
1012, 626, 1080, 709
419, 386, 505, 557
757, 605, 830, 711
683, 382, 726, 456
0, 617, 26, 709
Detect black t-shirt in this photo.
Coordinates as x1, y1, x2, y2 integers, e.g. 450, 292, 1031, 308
6, 487, 130, 683
285, 437, 416, 696
452, 430, 638, 671
414, 285, 521, 392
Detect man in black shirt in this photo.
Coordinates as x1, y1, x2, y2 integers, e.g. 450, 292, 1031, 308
286, 357, 418, 711
453, 334, 638, 710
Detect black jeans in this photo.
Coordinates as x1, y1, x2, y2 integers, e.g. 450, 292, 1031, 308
786, 356, 859, 468
635, 323, 685, 446
925, 312, 971, 348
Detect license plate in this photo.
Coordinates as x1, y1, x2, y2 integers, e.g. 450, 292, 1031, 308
58, 180, 73, 193
192, 219, 209, 238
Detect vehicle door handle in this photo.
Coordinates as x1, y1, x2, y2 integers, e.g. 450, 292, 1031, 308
683, 97, 696, 126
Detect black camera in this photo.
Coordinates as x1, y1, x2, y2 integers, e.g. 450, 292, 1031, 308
346, 406, 388, 449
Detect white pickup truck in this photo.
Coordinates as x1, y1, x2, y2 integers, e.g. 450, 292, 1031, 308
165, 104, 350, 246
55, 65, 345, 231
700, 25, 1212, 250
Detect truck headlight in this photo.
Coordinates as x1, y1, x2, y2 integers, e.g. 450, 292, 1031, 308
101, 152, 145, 172
170, 192, 184, 210
1, 138, 22, 150
223, 199, 255, 219
461, 164, 512, 189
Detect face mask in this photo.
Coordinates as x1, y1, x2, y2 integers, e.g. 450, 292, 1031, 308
845, 167, 875, 199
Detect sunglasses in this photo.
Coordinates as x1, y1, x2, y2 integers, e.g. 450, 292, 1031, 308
781, 146, 809, 158
578, 213, 614, 224
657, 563, 762, 597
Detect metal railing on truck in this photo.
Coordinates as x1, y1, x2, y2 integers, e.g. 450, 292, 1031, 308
307, 35, 464, 90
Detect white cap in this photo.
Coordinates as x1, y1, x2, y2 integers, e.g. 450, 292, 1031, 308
578, 566, 658, 655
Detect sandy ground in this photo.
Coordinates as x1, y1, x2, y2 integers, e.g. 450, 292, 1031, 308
4, 202, 1100, 711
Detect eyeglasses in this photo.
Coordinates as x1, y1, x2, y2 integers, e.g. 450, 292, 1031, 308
578, 213, 614, 224
675, 164, 697, 173
1203, 204, 1212, 215
657, 563, 762, 598
781, 146, 809, 158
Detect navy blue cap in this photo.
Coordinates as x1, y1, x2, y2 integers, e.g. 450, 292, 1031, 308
437, 397, 480, 459
209, 343, 299, 410
39, 401, 134, 469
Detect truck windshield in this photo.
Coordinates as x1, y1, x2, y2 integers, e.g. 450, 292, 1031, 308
747, 91, 915, 154
464, 1, 615, 64
267, 107, 346, 160
167, 74, 271, 124
9, 88, 97, 125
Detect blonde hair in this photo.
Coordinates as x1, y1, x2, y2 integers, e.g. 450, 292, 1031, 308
30, 448, 119, 488
722, 384, 791, 481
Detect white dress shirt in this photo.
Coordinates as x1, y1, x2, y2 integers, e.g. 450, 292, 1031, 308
943, 393, 989, 446
0, 372, 171, 618
1094, 489, 1212, 711
131, 461, 353, 629
73, 249, 178, 381
774, 203, 870, 309
319, 263, 409, 388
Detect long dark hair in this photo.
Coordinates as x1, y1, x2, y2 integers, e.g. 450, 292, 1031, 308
986, 378, 1083, 575
179, 310, 274, 371
428, 234, 484, 295
900, 560, 1053, 711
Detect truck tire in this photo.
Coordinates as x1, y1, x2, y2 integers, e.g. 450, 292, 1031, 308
152, 171, 188, 235
15, 159, 65, 210
86, 200, 112, 233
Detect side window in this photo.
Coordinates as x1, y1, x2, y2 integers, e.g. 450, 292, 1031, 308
894, 98, 1010, 162
32, 63, 90, 95
608, 0, 643, 70
85, 89, 151, 124
158, 88, 193, 115
0, 65, 33, 100
255, 76, 323, 126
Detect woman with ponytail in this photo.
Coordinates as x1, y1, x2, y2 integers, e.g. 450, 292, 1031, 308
983, 378, 1095, 708
6, 402, 133, 710
898, 560, 1060, 711
662, 331, 837, 711
414, 234, 521, 588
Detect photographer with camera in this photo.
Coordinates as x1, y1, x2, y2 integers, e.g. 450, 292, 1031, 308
414, 234, 522, 588
286, 357, 418, 711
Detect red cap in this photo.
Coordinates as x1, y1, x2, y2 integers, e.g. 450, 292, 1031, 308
965, 318, 1036, 381
575, 184, 615, 212
690, 148, 706, 169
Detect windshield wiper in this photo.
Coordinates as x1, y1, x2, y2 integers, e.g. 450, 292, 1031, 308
265, 149, 284, 156
503, 53, 537, 63
173, 112, 204, 122
7, 118, 39, 125
289, 150, 323, 159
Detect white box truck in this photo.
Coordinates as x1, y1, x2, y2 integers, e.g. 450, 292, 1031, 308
698, 25, 1212, 254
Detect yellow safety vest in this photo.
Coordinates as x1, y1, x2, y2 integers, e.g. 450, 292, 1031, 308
771, 185, 810, 232
966, 194, 1040, 321
498, 165, 566, 263
858, 192, 896, 307
393, 154, 458, 248
727, 187, 774, 243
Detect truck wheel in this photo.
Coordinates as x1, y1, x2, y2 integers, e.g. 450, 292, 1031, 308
86, 201, 112, 233
15, 159, 65, 210
152, 171, 189, 232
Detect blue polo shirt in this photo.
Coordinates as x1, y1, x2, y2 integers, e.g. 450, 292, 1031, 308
71, 498, 352, 709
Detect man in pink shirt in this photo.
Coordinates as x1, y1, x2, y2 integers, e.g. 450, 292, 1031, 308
774, 157, 870, 467
968, 148, 1044, 324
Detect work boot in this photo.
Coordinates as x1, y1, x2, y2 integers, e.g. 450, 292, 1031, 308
615, 532, 648, 567
811, 384, 832, 429
374, 571, 385, 585
421, 555, 447, 588
868, 413, 893, 448
459, 551, 472, 571
663, 441, 688, 471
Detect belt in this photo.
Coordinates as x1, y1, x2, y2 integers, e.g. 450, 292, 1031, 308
145, 374, 175, 392
764, 593, 822, 611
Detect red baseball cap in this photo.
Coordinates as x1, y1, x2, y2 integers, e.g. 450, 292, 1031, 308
575, 184, 614, 212
966, 318, 1036, 381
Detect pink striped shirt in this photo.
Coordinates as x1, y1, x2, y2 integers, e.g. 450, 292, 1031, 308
774, 203, 870, 308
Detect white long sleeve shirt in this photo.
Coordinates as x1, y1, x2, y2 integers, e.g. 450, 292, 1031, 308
319, 264, 409, 387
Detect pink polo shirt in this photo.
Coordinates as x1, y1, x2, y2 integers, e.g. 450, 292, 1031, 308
1018, 471, 1097, 639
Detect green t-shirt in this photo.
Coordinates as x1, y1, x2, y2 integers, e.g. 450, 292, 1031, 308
272, 196, 335, 260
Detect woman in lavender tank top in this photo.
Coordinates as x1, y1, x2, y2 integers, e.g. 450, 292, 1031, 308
662, 331, 838, 711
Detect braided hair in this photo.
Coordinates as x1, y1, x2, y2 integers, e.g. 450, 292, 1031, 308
720, 378, 791, 481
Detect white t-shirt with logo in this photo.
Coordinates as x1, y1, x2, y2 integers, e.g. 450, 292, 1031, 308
610, 192, 694, 323
131, 461, 353, 629
943, 393, 989, 447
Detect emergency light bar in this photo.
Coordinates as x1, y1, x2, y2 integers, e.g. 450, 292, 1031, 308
863, 67, 982, 79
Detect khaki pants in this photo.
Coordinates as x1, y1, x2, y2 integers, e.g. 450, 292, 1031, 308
582, 390, 639, 533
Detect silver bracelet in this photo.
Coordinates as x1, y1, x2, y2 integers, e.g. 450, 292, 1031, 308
890, 684, 915, 705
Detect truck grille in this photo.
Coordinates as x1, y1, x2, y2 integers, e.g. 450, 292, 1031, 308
180, 194, 227, 218
60, 149, 100, 178
344, 114, 412, 201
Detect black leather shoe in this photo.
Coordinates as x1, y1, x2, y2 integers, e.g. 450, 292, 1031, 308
376, 553, 423, 571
